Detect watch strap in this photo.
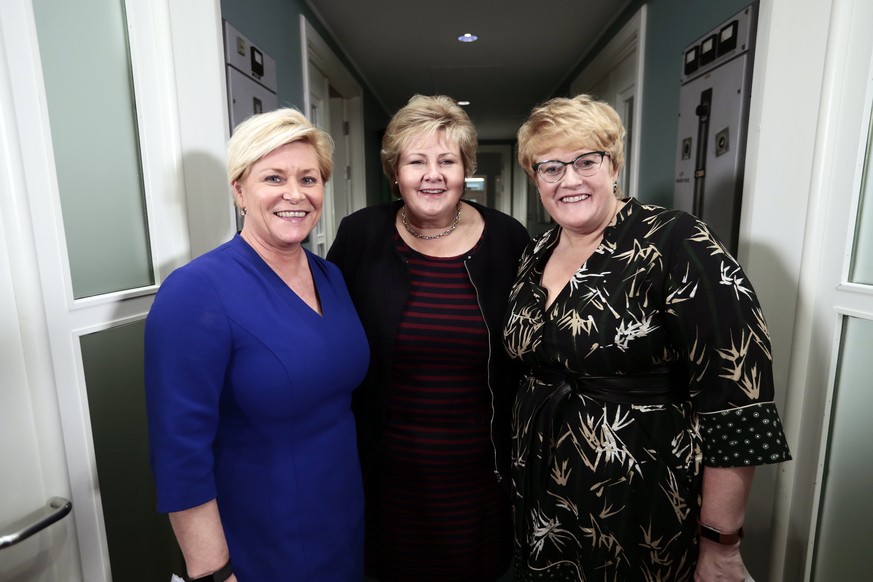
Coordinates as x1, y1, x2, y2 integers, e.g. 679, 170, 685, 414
697, 522, 743, 545
187, 558, 233, 582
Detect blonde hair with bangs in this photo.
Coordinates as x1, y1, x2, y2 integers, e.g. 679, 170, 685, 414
381, 95, 477, 197
226, 108, 334, 204
517, 95, 625, 186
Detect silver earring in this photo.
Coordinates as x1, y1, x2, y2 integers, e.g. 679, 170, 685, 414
240, 207, 247, 217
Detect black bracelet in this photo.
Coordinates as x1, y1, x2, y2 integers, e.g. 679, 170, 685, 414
187, 558, 233, 582
697, 522, 744, 545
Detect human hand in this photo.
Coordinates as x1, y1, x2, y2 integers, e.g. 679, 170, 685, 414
694, 538, 746, 581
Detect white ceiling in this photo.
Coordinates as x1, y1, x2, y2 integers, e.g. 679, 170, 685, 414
305, 0, 634, 140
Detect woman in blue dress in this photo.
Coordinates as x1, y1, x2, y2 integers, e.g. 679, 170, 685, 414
145, 108, 369, 581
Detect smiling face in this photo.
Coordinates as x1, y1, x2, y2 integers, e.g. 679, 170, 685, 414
535, 145, 619, 236
395, 129, 466, 228
233, 141, 323, 253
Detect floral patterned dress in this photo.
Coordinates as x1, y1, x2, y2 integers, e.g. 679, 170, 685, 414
502, 198, 791, 581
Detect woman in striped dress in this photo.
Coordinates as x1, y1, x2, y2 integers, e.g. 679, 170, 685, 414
327, 95, 530, 581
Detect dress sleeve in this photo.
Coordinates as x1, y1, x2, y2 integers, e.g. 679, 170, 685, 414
663, 215, 791, 468
145, 267, 232, 512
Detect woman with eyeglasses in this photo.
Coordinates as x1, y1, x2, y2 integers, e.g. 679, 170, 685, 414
503, 95, 791, 581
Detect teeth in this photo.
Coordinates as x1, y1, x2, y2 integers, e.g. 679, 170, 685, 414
561, 194, 589, 203
421, 189, 444, 194
276, 210, 306, 218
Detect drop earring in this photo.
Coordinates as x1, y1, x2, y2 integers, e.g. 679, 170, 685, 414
613, 180, 618, 194
240, 207, 247, 217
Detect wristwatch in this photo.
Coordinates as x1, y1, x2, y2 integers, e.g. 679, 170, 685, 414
187, 559, 233, 582
697, 522, 744, 545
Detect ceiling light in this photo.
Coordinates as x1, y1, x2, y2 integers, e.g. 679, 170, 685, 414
457, 33, 478, 43
458, 100, 471, 106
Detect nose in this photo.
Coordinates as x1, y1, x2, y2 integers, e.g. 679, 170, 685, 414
283, 185, 305, 202
423, 161, 443, 181
560, 165, 585, 186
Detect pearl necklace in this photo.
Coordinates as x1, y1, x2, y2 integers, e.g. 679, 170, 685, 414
400, 202, 462, 240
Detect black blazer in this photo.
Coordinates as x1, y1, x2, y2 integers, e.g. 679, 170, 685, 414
327, 200, 530, 485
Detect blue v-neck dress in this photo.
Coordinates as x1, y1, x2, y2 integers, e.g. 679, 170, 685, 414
145, 234, 369, 581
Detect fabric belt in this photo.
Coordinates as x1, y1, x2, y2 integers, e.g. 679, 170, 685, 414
530, 364, 688, 405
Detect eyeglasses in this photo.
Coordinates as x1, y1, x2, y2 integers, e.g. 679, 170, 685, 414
533, 151, 608, 183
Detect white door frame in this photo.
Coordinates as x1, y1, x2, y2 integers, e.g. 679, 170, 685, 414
300, 15, 367, 246
761, 0, 873, 579
306, 62, 333, 256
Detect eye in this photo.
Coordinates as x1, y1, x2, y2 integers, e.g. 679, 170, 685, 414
264, 174, 285, 184
440, 159, 457, 166
301, 175, 320, 185
576, 159, 596, 169
540, 164, 562, 175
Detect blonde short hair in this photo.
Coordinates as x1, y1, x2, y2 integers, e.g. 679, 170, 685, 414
381, 95, 477, 196
517, 94, 625, 185
226, 108, 334, 192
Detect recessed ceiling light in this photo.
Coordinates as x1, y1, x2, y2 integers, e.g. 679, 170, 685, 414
458, 100, 471, 106
458, 33, 478, 43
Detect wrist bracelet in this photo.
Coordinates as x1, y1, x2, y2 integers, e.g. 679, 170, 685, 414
187, 558, 233, 582
697, 522, 744, 545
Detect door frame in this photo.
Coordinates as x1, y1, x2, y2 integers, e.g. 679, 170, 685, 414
766, 0, 873, 578
300, 16, 366, 247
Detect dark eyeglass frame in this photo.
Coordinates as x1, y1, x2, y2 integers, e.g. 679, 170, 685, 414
532, 150, 608, 183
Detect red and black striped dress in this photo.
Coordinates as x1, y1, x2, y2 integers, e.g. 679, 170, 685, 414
364, 236, 512, 581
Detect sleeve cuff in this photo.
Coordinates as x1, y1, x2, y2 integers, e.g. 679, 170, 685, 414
699, 402, 792, 467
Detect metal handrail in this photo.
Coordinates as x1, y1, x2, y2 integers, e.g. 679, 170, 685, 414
0, 497, 72, 550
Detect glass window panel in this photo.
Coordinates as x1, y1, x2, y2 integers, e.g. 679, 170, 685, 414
849, 114, 873, 283
80, 321, 183, 580
811, 316, 873, 580
33, 0, 154, 298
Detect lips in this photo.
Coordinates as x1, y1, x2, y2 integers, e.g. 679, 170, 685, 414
560, 193, 590, 203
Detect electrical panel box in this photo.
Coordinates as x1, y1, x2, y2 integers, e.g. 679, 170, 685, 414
223, 21, 278, 132
673, 3, 758, 255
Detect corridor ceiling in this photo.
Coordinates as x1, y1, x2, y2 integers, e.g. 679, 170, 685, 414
305, 0, 635, 140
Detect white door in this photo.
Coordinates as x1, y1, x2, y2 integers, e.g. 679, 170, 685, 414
1, 1, 230, 580
0, 166, 77, 581
330, 96, 352, 223
570, 6, 646, 198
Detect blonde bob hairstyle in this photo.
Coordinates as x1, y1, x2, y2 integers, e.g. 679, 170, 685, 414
517, 94, 626, 188
381, 95, 477, 197
226, 108, 334, 200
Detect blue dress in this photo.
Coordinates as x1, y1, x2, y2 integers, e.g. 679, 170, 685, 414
145, 235, 369, 581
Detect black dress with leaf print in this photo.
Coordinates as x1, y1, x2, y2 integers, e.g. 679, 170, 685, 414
502, 198, 790, 582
